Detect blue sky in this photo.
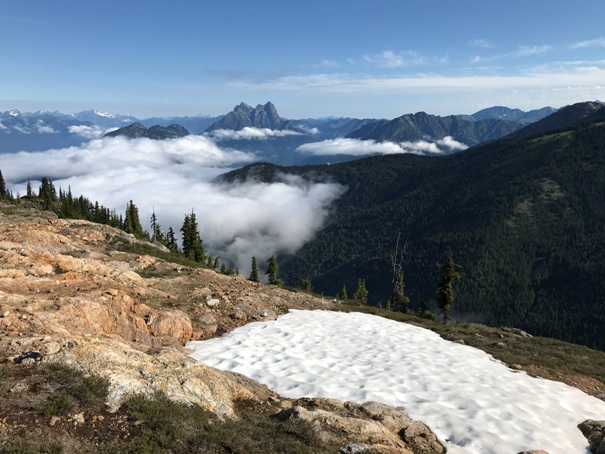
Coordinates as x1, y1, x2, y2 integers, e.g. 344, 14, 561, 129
2, 0, 605, 119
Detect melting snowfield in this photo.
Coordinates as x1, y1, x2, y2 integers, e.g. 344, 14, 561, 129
187, 310, 605, 453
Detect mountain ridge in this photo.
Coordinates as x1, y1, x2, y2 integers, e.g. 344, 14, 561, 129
347, 111, 525, 146
104, 122, 190, 140
220, 102, 605, 350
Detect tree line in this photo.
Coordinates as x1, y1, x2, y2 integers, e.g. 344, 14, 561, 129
1, 170, 463, 322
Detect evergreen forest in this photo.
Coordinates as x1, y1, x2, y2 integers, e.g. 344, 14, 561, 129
222, 115, 605, 350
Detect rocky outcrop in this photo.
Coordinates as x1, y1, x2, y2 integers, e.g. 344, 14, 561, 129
274, 398, 445, 454
0, 204, 445, 452
579, 420, 605, 454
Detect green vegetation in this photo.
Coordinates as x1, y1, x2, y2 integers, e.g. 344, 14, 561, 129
0, 363, 339, 454
300, 277, 313, 293
265, 255, 281, 285
353, 278, 369, 304
249, 256, 260, 282
180, 210, 206, 263
436, 254, 462, 323
224, 117, 605, 350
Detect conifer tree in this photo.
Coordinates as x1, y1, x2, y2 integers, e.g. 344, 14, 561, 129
301, 277, 313, 293
180, 210, 206, 262
0, 169, 6, 198
213, 256, 220, 269
390, 235, 410, 312
124, 200, 145, 238
436, 254, 462, 324
26, 180, 33, 197
249, 256, 260, 282
265, 255, 280, 285
166, 227, 179, 253
38, 177, 57, 210
341, 285, 348, 300
149, 209, 165, 244
353, 279, 368, 304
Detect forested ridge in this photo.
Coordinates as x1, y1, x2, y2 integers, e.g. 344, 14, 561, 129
222, 116, 605, 349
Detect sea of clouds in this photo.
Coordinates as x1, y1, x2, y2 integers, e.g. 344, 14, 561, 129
0, 134, 345, 275
0, 128, 466, 274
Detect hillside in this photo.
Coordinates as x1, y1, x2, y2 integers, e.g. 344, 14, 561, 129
0, 203, 447, 453
1, 203, 605, 452
221, 108, 605, 350
510, 101, 604, 140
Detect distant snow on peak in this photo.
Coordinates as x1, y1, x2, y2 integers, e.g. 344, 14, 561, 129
70, 109, 140, 128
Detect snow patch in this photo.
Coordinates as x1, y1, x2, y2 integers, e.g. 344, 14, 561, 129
188, 310, 605, 454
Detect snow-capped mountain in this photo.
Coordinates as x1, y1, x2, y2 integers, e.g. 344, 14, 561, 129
70, 109, 139, 129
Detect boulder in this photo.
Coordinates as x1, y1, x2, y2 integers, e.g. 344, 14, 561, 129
274, 398, 444, 453
579, 420, 605, 454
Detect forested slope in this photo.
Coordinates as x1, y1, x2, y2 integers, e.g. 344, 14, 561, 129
221, 117, 605, 349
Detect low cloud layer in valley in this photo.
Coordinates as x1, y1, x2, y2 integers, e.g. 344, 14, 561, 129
205, 127, 303, 141
296, 136, 468, 156
0, 135, 345, 275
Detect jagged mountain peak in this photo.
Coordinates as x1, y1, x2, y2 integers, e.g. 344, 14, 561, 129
206, 101, 284, 132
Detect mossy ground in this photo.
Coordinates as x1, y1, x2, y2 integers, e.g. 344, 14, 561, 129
0, 362, 339, 454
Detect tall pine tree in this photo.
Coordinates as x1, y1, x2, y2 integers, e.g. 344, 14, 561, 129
149, 208, 166, 245
265, 255, 280, 285
38, 177, 57, 211
436, 254, 462, 324
249, 256, 259, 282
353, 279, 368, 304
180, 210, 206, 262
124, 200, 145, 238
0, 169, 6, 198
166, 227, 180, 253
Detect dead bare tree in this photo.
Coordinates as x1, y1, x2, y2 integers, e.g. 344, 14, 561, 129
389, 234, 410, 312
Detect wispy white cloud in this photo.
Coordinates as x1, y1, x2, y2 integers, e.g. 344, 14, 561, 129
469, 39, 494, 48
570, 37, 605, 49
512, 44, 552, 57
234, 65, 605, 95
296, 136, 467, 156
363, 50, 429, 68
0, 136, 345, 275
317, 60, 339, 68
205, 127, 302, 141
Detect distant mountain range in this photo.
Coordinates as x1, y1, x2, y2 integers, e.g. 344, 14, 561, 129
69, 109, 139, 129
218, 101, 605, 350
139, 115, 223, 134
0, 110, 92, 152
0, 102, 592, 164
